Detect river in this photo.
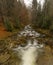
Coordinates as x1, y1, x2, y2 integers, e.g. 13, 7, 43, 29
12, 25, 53, 65
0, 25, 53, 65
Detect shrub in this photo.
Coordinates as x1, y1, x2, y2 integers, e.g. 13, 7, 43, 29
50, 22, 53, 32
14, 19, 20, 29
4, 18, 13, 32
41, 18, 51, 29
13, 17, 21, 29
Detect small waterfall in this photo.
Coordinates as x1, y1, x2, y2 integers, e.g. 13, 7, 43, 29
13, 39, 44, 65
12, 25, 44, 65
20, 40, 43, 65
22, 46, 38, 65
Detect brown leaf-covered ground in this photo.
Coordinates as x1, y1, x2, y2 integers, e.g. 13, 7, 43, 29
0, 23, 12, 39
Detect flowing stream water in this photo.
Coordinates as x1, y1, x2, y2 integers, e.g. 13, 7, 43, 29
0, 25, 53, 65
13, 40, 44, 65
21, 41, 43, 65
13, 25, 44, 65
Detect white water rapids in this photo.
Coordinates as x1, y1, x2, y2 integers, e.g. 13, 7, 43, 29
21, 45, 44, 65
13, 25, 44, 65
13, 40, 44, 65
21, 44, 38, 65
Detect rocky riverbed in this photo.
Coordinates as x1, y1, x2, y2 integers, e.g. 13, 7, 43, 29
0, 25, 53, 65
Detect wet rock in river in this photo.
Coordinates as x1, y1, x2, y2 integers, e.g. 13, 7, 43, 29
20, 43, 27, 47
39, 34, 46, 38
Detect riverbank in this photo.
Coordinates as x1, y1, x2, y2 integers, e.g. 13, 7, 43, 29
33, 27, 53, 49
34, 28, 53, 37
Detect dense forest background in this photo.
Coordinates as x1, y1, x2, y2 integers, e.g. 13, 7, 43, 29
32, 0, 53, 33
0, 0, 30, 31
0, 0, 53, 38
